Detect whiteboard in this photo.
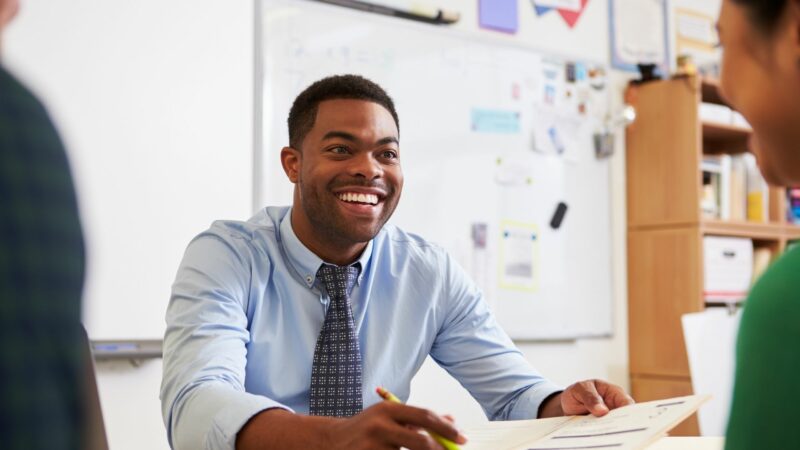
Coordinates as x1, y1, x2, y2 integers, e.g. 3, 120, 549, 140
5, 0, 254, 340
257, 0, 613, 339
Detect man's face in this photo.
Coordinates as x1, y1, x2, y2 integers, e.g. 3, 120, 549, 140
718, 0, 800, 185
284, 99, 403, 252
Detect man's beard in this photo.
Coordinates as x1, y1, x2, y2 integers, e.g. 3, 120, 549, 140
299, 177, 400, 247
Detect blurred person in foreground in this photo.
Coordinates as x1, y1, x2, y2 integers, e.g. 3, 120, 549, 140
0, 0, 87, 448
717, 0, 800, 448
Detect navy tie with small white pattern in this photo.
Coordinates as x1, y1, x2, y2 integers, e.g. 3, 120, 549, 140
309, 263, 363, 417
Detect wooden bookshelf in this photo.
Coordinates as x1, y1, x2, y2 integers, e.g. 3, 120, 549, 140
701, 122, 750, 153
786, 225, 800, 240
700, 77, 725, 105
701, 220, 786, 239
625, 76, 800, 436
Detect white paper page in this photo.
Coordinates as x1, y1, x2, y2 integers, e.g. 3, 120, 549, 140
683, 309, 741, 436
462, 417, 572, 450
526, 395, 709, 450
613, 0, 668, 65
676, 12, 716, 45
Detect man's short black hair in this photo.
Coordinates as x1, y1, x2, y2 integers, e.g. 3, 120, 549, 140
732, 0, 787, 32
287, 74, 400, 149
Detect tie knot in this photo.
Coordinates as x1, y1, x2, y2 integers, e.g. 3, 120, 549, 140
317, 264, 359, 299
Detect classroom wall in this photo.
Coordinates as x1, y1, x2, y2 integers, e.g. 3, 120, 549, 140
5, 1, 253, 448
3, 0, 720, 448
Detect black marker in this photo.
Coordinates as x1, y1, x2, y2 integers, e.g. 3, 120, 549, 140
313, 0, 460, 25
550, 202, 568, 229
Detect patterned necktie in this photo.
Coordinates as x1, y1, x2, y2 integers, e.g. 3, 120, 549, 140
309, 263, 363, 417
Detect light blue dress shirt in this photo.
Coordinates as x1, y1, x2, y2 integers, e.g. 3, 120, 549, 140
161, 206, 562, 449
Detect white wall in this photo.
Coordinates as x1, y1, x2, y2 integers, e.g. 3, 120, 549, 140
3, 0, 721, 447
5, 0, 254, 341
5, 1, 253, 448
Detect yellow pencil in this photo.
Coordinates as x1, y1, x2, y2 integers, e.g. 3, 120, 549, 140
376, 387, 461, 450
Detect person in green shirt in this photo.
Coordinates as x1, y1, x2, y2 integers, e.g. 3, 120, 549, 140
717, 0, 800, 448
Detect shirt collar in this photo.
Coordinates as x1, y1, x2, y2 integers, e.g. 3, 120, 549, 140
279, 207, 373, 289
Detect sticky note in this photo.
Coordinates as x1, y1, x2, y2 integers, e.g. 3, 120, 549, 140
479, 0, 518, 34
471, 108, 521, 134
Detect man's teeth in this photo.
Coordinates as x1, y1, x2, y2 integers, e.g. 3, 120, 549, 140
337, 192, 379, 205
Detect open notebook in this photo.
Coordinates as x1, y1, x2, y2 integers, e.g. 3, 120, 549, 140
462, 395, 709, 450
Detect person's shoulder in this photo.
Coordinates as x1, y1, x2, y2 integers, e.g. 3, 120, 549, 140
749, 246, 800, 300
377, 223, 448, 263
0, 66, 49, 119
0, 66, 31, 98
196, 206, 288, 251
743, 245, 800, 324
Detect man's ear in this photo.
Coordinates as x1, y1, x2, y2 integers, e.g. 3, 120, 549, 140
280, 146, 301, 183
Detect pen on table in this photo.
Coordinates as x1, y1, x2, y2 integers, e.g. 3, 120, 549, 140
375, 387, 462, 450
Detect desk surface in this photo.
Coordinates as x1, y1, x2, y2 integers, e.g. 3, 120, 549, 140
648, 437, 724, 450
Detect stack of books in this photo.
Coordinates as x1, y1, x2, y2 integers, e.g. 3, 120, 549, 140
701, 153, 769, 222
788, 187, 800, 225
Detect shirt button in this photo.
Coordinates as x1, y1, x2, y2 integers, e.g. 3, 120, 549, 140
306, 275, 313, 284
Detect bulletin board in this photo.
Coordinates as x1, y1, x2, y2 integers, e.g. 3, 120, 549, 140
256, 0, 613, 339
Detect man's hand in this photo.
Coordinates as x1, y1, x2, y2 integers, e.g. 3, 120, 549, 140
324, 401, 466, 450
539, 379, 634, 418
236, 402, 466, 450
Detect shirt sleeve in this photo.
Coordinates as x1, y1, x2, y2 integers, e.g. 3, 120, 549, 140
160, 231, 292, 450
429, 252, 563, 421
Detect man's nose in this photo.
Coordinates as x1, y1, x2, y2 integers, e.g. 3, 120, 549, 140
349, 152, 382, 179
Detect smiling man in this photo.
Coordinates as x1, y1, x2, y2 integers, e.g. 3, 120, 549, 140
160, 75, 633, 450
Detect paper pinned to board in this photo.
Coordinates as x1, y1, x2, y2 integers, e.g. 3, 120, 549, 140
531, 106, 584, 162
498, 220, 539, 292
471, 108, 522, 134
675, 8, 720, 66
610, 0, 669, 72
495, 156, 534, 187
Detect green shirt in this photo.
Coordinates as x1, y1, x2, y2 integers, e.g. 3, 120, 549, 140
0, 66, 85, 449
726, 244, 800, 449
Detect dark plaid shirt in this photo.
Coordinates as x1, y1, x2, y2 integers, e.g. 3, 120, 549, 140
0, 66, 85, 450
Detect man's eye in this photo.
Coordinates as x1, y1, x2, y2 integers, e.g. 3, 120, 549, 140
381, 150, 398, 159
330, 146, 349, 154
